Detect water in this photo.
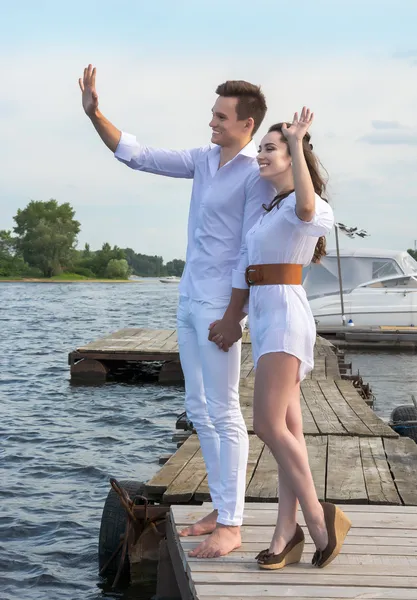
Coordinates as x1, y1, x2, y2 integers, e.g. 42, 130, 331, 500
345, 350, 417, 421
1, 280, 416, 600
0, 280, 182, 600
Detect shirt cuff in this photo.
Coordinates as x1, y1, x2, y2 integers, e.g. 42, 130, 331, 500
114, 132, 138, 161
232, 269, 249, 290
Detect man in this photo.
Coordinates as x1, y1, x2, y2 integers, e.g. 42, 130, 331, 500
79, 65, 273, 558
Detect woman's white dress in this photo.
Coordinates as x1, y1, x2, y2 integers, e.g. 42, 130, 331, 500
232, 192, 334, 381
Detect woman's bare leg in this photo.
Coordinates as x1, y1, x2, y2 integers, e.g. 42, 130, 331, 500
269, 386, 310, 553
253, 352, 327, 551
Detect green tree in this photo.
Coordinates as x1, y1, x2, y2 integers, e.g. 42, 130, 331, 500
105, 258, 130, 279
166, 258, 185, 276
407, 249, 417, 262
0, 230, 27, 276
124, 248, 164, 276
13, 200, 80, 277
91, 243, 126, 277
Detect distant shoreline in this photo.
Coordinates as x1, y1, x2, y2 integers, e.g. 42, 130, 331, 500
0, 278, 143, 283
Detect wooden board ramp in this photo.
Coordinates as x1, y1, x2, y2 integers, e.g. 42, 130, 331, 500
166, 503, 417, 600
68, 328, 346, 383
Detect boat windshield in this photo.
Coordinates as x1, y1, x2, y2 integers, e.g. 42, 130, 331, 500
303, 255, 405, 299
360, 275, 417, 289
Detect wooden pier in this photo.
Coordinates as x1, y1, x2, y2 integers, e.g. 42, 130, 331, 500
81, 328, 417, 598
165, 503, 417, 600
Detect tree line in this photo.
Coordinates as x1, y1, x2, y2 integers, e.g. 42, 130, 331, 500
0, 199, 185, 279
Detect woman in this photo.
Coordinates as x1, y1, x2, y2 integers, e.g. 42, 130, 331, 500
209, 107, 351, 569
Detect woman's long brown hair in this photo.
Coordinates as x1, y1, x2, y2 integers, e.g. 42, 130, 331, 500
262, 123, 329, 263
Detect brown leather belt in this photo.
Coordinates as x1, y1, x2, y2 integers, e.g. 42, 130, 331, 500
245, 263, 303, 286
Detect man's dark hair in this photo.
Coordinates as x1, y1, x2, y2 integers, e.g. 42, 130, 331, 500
215, 80, 267, 135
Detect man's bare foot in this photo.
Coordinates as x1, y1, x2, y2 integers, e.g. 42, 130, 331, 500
179, 510, 218, 537
188, 524, 241, 558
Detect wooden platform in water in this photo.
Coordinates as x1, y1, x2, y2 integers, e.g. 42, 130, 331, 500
318, 325, 417, 350
166, 503, 417, 600
68, 328, 346, 382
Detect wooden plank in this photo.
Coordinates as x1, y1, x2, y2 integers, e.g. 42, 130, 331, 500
192, 571, 417, 588
145, 329, 177, 350
306, 435, 327, 500
384, 437, 417, 505
300, 395, 319, 435
177, 502, 417, 514
195, 584, 417, 598
72, 350, 180, 361
190, 558, 417, 574
244, 435, 264, 496
78, 328, 147, 350
335, 380, 397, 438
326, 436, 368, 503
163, 448, 207, 503
194, 474, 210, 503
360, 437, 401, 505
325, 354, 341, 378
160, 331, 179, 350
311, 357, 326, 379
318, 380, 373, 436
180, 537, 417, 555
172, 506, 417, 528
181, 529, 417, 547
301, 380, 345, 435
194, 435, 264, 502
245, 446, 278, 502
165, 514, 195, 600
145, 434, 200, 497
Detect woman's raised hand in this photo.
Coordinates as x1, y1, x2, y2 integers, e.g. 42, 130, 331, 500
281, 106, 314, 143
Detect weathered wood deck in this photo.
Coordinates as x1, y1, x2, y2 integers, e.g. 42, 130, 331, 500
166, 503, 417, 600
145, 336, 416, 507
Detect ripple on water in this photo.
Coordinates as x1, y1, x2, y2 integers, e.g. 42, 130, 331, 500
1, 280, 183, 599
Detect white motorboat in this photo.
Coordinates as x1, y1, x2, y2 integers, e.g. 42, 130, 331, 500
303, 249, 417, 327
159, 276, 181, 284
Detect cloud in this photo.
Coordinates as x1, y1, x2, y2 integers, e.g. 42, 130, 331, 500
358, 131, 417, 145
1, 48, 417, 257
392, 50, 417, 68
393, 50, 417, 59
371, 120, 405, 130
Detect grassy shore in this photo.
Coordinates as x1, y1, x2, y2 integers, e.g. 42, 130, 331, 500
0, 273, 143, 283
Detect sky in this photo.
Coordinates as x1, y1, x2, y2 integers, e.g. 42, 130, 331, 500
1, 0, 417, 261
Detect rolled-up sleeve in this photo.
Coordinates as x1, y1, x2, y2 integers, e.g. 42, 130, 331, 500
232, 174, 273, 290
232, 242, 249, 289
283, 195, 334, 237
115, 131, 203, 179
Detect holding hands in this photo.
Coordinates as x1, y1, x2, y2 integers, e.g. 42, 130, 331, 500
208, 318, 243, 352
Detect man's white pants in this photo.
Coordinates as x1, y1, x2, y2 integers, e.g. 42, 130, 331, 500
177, 295, 248, 526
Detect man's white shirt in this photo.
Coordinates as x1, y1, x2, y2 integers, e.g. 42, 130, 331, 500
115, 132, 274, 300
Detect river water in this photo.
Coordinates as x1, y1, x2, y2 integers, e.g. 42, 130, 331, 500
1, 280, 416, 600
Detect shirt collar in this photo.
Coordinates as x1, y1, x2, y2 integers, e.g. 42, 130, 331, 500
238, 139, 258, 158
208, 139, 258, 176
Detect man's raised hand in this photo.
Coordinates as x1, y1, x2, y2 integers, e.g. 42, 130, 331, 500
79, 64, 99, 117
